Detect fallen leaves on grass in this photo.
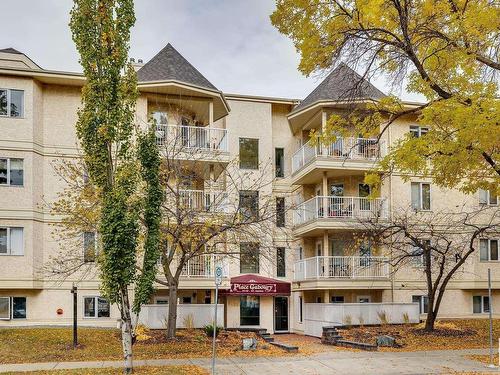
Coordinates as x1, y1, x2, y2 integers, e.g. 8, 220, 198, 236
5, 365, 207, 375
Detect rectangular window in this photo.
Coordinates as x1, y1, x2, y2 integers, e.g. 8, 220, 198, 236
0, 227, 24, 255
411, 182, 431, 211
0, 297, 9, 320
239, 138, 259, 169
276, 247, 286, 277
411, 239, 431, 267
298, 296, 303, 323
412, 295, 429, 314
83, 232, 97, 262
239, 190, 259, 221
276, 197, 285, 227
0, 158, 24, 186
275, 147, 284, 177
331, 296, 345, 303
473, 295, 490, 314
182, 297, 192, 304
480, 239, 499, 261
240, 295, 260, 326
84, 296, 110, 318
240, 242, 259, 274
410, 125, 429, 138
0, 297, 26, 320
0, 89, 24, 118
479, 189, 498, 206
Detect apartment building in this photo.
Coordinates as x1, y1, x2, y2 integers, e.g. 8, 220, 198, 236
0, 44, 498, 334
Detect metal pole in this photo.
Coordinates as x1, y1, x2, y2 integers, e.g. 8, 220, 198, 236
488, 268, 494, 367
71, 285, 78, 348
211, 283, 219, 375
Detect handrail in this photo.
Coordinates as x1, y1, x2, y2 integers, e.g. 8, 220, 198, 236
155, 124, 228, 152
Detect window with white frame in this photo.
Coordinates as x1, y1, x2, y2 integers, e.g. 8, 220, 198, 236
0, 296, 26, 320
473, 295, 490, 314
411, 182, 431, 211
83, 296, 110, 318
83, 232, 97, 263
410, 239, 431, 267
409, 125, 429, 138
479, 189, 498, 206
412, 295, 429, 314
331, 296, 345, 303
0, 158, 24, 186
480, 239, 499, 261
0, 89, 24, 117
0, 227, 24, 255
298, 295, 303, 323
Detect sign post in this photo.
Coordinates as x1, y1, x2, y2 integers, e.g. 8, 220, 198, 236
70, 284, 78, 348
212, 265, 223, 375
487, 268, 496, 368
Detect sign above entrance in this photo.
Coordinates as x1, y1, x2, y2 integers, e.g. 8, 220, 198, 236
220, 274, 291, 296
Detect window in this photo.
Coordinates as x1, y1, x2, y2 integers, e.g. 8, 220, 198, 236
239, 138, 259, 169
152, 111, 168, 125
84, 296, 110, 318
298, 246, 303, 260
0, 158, 24, 186
298, 296, 303, 323
480, 239, 499, 261
0, 89, 24, 117
412, 295, 429, 314
0, 227, 24, 255
275, 148, 284, 177
410, 125, 428, 138
359, 241, 371, 267
240, 296, 260, 325
182, 296, 192, 304
276, 197, 285, 227
204, 290, 211, 304
0, 297, 26, 320
479, 189, 498, 206
276, 247, 286, 277
83, 232, 97, 262
240, 242, 259, 273
357, 296, 371, 303
358, 184, 371, 210
154, 297, 169, 304
473, 295, 490, 314
411, 182, 431, 211
331, 296, 345, 303
411, 239, 431, 267
239, 190, 259, 221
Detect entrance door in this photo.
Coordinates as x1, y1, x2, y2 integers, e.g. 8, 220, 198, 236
274, 297, 289, 332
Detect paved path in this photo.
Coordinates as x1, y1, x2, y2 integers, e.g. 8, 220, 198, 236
0, 349, 496, 374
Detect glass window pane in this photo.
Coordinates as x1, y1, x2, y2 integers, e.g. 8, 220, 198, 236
9, 159, 23, 186
239, 138, 259, 169
276, 197, 285, 227
275, 148, 284, 177
12, 297, 26, 319
489, 191, 498, 205
83, 232, 96, 262
152, 111, 167, 125
0, 297, 9, 319
479, 189, 488, 204
0, 159, 7, 185
411, 183, 420, 210
277, 247, 286, 277
240, 243, 259, 274
9, 228, 23, 255
483, 296, 490, 313
473, 296, 482, 314
84, 297, 95, 317
0, 90, 7, 116
10, 90, 23, 117
97, 298, 110, 317
0, 228, 7, 254
239, 191, 259, 221
423, 296, 429, 313
240, 296, 260, 326
422, 184, 431, 210
491, 240, 498, 261
480, 239, 489, 261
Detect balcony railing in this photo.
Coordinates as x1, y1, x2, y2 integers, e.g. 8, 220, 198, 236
179, 189, 229, 213
294, 256, 389, 281
293, 196, 388, 226
291, 137, 382, 174
155, 124, 228, 152
178, 254, 229, 278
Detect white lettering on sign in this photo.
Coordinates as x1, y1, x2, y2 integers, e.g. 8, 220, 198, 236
231, 283, 277, 294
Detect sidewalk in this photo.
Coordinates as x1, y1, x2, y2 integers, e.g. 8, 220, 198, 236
0, 349, 496, 374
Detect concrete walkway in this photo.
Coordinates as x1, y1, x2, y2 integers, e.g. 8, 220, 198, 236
0, 349, 496, 374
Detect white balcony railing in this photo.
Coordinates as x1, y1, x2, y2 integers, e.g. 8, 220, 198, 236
293, 195, 388, 226
294, 256, 389, 281
155, 124, 228, 152
179, 189, 228, 213
291, 137, 382, 174
178, 254, 229, 278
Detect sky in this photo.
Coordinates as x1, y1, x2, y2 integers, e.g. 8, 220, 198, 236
0, 0, 419, 101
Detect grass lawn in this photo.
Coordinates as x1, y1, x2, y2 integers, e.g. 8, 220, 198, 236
4, 365, 207, 375
0, 327, 284, 364
338, 319, 500, 351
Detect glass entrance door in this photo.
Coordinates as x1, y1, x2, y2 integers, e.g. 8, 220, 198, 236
274, 297, 289, 332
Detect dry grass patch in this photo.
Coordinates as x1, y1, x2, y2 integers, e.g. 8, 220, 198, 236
4, 365, 207, 375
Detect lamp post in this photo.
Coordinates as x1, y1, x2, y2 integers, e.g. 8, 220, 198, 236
70, 284, 78, 348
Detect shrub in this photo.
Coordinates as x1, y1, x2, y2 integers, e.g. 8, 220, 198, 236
204, 323, 223, 337
402, 312, 410, 324
183, 313, 195, 330
358, 314, 365, 327
377, 310, 390, 325
343, 314, 352, 327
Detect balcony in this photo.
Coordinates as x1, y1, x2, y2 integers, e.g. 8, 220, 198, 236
294, 256, 389, 281
155, 124, 229, 162
179, 254, 229, 278
291, 137, 383, 184
179, 189, 229, 213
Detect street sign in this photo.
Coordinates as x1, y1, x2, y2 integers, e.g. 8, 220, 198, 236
212, 264, 223, 374
215, 265, 223, 286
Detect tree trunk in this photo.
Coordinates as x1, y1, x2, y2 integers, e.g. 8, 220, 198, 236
119, 289, 134, 374
167, 281, 179, 339
424, 309, 437, 331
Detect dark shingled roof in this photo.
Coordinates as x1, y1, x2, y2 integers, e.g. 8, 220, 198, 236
0, 48, 23, 54
137, 43, 217, 90
291, 63, 386, 114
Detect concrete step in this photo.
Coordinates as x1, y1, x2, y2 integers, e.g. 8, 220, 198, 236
335, 340, 377, 351
270, 341, 298, 353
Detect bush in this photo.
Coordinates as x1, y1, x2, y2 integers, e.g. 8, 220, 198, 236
204, 323, 223, 337
343, 314, 353, 327
402, 312, 410, 324
377, 310, 390, 325
183, 314, 195, 330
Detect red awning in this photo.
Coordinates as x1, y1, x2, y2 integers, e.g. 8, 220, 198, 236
220, 274, 291, 296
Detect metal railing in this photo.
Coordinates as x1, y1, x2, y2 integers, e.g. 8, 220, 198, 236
179, 189, 229, 213
291, 137, 382, 173
294, 256, 389, 281
178, 254, 229, 278
293, 195, 388, 226
155, 124, 228, 152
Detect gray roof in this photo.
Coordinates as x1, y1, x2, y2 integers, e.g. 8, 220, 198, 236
137, 43, 217, 90
0, 48, 23, 54
291, 63, 386, 114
